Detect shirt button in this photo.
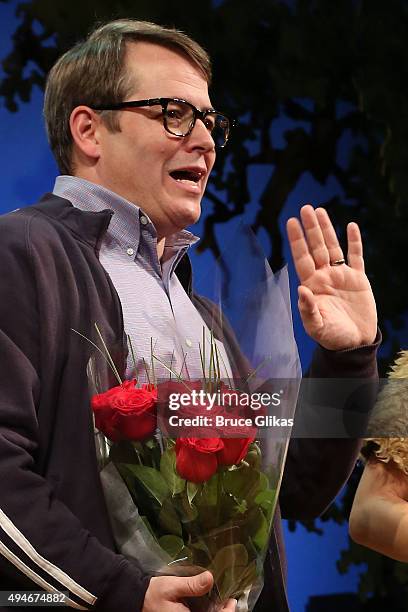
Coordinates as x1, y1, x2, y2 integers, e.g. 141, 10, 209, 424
126, 248, 134, 257
185, 338, 193, 348
140, 216, 148, 225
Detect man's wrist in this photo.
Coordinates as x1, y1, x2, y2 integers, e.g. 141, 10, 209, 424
328, 328, 381, 353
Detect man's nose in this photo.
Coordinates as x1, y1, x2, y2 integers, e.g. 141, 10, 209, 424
186, 118, 216, 152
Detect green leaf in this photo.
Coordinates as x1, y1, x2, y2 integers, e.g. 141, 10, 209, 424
222, 465, 265, 504
235, 560, 258, 592
248, 507, 269, 552
159, 498, 183, 536
177, 545, 193, 564
123, 464, 169, 506
158, 535, 184, 559
200, 473, 219, 506
179, 493, 198, 523
160, 449, 185, 496
233, 497, 248, 514
254, 489, 276, 518
209, 544, 249, 599
220, 560, 259, 600
258, 472, 269, 492
191, 540, 211, 555
187, 481, 199, 506
110, 440, 139, 464
190, 540, 211, 567
116, 463, 137, 493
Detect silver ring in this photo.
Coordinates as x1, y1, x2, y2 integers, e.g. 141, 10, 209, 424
330, 258, 346, 266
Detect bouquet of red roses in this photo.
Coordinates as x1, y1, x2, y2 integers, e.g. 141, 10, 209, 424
80, 233, 301, 610
90, 363, 276, 611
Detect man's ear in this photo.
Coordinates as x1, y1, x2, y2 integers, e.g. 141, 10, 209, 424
69, 106, 102, 163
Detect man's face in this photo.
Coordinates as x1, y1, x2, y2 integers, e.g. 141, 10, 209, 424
95, 42, 216, 238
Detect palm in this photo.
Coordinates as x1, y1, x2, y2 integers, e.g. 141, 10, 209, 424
287, 206, 377, 350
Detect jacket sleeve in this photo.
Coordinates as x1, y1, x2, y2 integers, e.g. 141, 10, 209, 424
279, 332, 381, 519
0, 214, 150, 611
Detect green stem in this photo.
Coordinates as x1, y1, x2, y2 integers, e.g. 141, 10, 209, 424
127, 334, 137, 376
152, 355, 192, 391
245, 356, 272, 383
94, 323, 123, 385
71, 327, 122, 385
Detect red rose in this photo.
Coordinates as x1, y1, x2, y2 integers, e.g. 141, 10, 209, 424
91, 380, 157, 442
142, 382, 158, 399
157, 379, 203, 405
157, 380, 217, 437
214, 402, 257, 466
218, 384, 241, 408
217, 436, 255, 466
175, 437, 224, 483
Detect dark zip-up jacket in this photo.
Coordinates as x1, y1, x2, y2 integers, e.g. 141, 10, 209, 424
0, 194, 380, 611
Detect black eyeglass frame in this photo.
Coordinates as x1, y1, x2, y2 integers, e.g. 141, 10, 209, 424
90, 97, 236, 148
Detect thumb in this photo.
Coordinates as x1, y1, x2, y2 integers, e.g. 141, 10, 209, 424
298, 286, 323, 334
171, 571, 214, 598
298, 285, 316, 314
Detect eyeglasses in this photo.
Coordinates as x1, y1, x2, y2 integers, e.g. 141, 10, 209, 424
90, 97, 235, 148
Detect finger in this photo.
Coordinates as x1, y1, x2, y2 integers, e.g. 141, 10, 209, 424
142, 577, 191, 612
347, 222, 364, 271
144, 602, 189, 612
167, 571, 213, 600
315, 207, 345, 265
298, 286, 323, 330
286, 217, 316, 282
222, 599, 238, 611
299, 204, 330, 268
169, 604, 190, 612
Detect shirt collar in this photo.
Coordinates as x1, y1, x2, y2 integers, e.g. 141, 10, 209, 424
53, 176, 199, 260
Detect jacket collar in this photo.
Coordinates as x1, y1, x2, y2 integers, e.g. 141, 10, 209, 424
31, 193, 113, 251
30, 192, 194, 296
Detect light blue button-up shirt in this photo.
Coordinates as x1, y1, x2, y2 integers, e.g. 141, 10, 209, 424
53, 176, 232, 382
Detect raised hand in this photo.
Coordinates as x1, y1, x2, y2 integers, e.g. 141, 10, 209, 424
286, 205, 377, 350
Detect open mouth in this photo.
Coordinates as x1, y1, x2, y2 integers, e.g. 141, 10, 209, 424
169, 169, 204, 185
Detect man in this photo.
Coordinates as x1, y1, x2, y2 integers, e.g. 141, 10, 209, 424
0, 19, 379, 611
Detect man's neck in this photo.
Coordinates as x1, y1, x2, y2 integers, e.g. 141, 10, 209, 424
157, 237, 166, 260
